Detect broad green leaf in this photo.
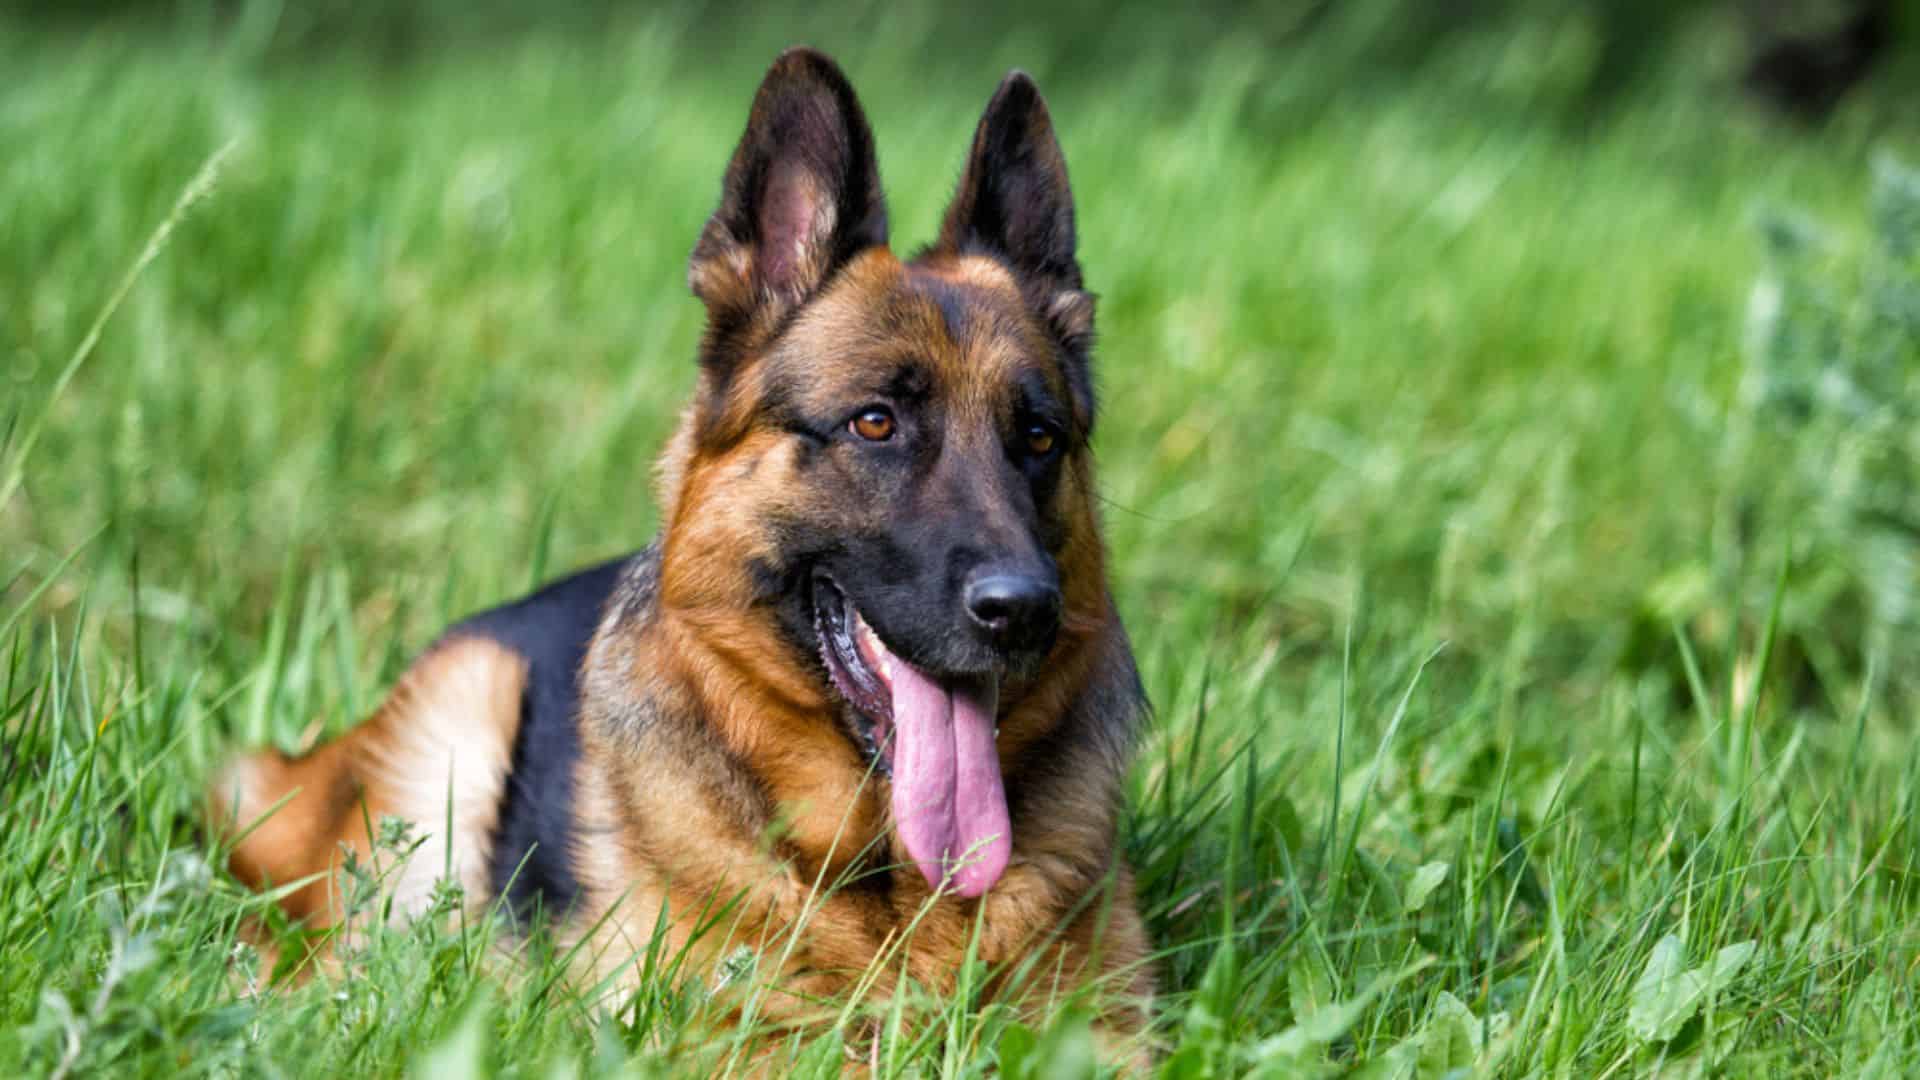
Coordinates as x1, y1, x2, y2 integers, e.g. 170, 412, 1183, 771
1287, 954, 1335, 1022
1843, 972, 1893, 1072
1031, 1020, 1098, 1080
1415, 993, 1475, 1076
997, 1022, 1039, 1079
1264, 790, 1307, 854
1155, 1044, 1212, 1080
1700, 941, 1757, 996
1627, 937, 1757, 1045
1627, 935, 1691, 1044
1348, 1041, 1419, 1080
1181, 943, 1238, 1056
1856, 1039, 1905, 1080
1404, 862, 1450, 913
1256, 959, 1433, 1065
411, 995, 492, 1080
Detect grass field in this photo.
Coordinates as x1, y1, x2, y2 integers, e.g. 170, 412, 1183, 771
4, 3, 1920, 1075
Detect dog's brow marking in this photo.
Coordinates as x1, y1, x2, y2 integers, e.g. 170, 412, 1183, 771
903, 266, 1039, 414
885, 363, 932, 402
924, 276, 976, 344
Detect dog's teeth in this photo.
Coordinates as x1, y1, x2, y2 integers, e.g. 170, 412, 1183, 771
853, 615, 892, 681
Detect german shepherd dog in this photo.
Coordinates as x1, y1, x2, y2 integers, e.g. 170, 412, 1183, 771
211, 46, 1154, 1050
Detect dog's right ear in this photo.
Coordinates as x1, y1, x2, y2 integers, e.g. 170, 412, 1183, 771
688, 47, 888, 376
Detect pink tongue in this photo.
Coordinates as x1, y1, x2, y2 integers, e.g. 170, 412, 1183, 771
885, 654, 1009, 897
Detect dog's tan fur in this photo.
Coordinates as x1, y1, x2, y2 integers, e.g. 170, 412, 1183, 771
211, 637, 526, 926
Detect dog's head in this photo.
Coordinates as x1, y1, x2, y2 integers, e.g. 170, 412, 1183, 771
656, 48, 1106, 897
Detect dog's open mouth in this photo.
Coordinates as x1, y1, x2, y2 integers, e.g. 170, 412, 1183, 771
811, 573, 1011, 897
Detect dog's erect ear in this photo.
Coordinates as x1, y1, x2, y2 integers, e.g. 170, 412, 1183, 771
938, 72, 1096, 425
689, 47, 888, 349
939, 72, 1080, 290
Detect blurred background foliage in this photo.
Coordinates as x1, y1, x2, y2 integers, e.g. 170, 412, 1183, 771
8, 0, 1920, 117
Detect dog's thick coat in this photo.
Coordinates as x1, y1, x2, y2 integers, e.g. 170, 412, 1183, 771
212, 47, 1153, 1043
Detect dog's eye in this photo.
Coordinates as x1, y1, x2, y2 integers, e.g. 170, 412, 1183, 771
851, 408, 896, 442
1025, 422, 1057, 457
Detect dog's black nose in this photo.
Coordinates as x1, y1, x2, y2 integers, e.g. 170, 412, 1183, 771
963, 568, 1062, 650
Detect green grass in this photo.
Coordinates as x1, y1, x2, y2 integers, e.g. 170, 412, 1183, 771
4, 3, 1920, 1075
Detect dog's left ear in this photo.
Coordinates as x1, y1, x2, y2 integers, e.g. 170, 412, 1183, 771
937, 72, 1096, 427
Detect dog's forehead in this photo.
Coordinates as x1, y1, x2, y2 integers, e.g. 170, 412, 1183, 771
903, 255, 1032, 347
772, 251, 1064, 408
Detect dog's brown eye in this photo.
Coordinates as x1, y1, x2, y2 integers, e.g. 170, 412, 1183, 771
1025, 424, 1057, 456
851, 408, 896, 442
